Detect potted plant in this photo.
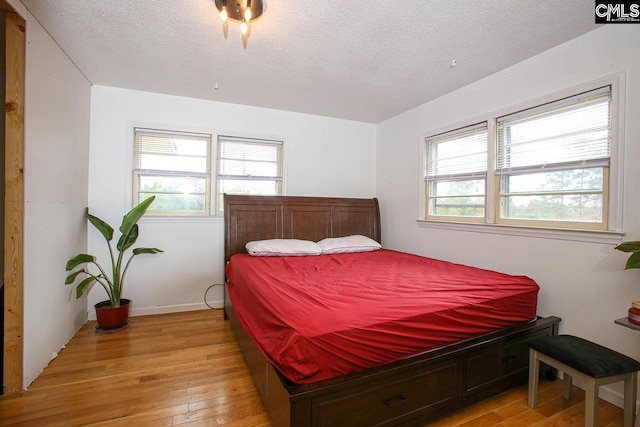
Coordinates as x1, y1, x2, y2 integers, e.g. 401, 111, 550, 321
615, 241, 640, 324
65, 196, 163, 330
616, 241, 640, 270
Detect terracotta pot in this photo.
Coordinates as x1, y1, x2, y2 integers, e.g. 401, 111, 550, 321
95, 299, 131, 330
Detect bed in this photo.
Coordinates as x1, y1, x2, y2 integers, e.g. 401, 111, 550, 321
223, 194, 560, 427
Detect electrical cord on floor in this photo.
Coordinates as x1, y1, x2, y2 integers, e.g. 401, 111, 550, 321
204, 283, 223, 309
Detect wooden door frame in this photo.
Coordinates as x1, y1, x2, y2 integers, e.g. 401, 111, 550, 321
2, 0, 24, 395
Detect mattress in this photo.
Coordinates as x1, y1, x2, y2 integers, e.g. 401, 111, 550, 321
225, 249, 539, 385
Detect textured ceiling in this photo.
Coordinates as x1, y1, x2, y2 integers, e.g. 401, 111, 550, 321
20, 0, 598, 123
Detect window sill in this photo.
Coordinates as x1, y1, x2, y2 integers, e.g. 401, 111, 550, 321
416, 219, 624, 244
141, 216, 224, 224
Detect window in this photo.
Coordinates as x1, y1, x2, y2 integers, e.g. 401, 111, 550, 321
133, 128, 212, 216
425, 123, 488, 222
423, 84, 616, 232
216, 135, 283, 214
496, 86, 611, 230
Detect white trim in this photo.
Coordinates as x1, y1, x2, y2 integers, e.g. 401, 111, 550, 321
418, 131, 427, 221
486, 119, 497, 224
416, 219, 624, 244
5, 0, 27, 18
564, 375, 627, 413
86, 302, 223, 320
608, 71, 625, 232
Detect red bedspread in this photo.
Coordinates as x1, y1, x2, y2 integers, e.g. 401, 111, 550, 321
225, 249, 539, 384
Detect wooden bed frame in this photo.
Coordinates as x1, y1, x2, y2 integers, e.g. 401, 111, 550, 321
223, 194, 560, 427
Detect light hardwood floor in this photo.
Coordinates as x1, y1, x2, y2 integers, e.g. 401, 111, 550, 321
0, 310, 626, 426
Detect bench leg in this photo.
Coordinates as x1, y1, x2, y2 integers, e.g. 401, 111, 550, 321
584, 376, 598, 427
624, 372, 637, 427
528, 348, 540, 408
563, 373, 573, 400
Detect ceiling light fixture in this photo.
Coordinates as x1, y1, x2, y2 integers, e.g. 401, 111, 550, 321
215, 0, 265, 35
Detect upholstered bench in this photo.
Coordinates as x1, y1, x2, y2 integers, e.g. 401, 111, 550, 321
528, 334, 640, 427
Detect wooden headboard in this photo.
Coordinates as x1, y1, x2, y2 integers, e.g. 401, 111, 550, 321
224, 194, 381, 262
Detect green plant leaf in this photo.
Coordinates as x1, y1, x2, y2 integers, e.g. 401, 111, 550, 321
65, 269, 87, 285
65, 197, 159, 302
117, 224, 139, 252
616, 241, 640, 253
132, 247, 163, 255
75, 276, 96, 298
119, 196, 155, 237
65, 254, 95, 271
86, 208, 114, 242
626, 251, 640, 270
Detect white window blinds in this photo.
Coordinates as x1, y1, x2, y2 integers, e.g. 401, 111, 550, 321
426, 122, 488, 181
496, 86, 611, 175
134, 129, 211, 174
216, 135, 283, 213
495, 86, 612, 228
424, 123, 488, 220
133, 128, 212, 215
217, 136, 283, 181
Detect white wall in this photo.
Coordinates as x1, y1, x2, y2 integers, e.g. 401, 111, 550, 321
21, 3, 637, 407
88, 86, 376, 315
20, 3, 91, 387
376, 24, 640, 406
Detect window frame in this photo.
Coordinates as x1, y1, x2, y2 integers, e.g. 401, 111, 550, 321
419, 74, 625, 240
215, 135, 284, 215
494, 86, 612, 231
132, 128, 212, 217
424, 122, 489, 223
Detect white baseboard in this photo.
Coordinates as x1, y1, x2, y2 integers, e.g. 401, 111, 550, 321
599, 385, 625, 410
561, 373, 628, 410
87, 299, 224, 320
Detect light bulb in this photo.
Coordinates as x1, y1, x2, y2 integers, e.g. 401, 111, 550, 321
244, 7, 252, 21
241, 20, 248, 34
220, 5, 228, 22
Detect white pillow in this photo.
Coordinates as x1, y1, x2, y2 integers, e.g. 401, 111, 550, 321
317, 235, 381, 254
245, 239, 322, 256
